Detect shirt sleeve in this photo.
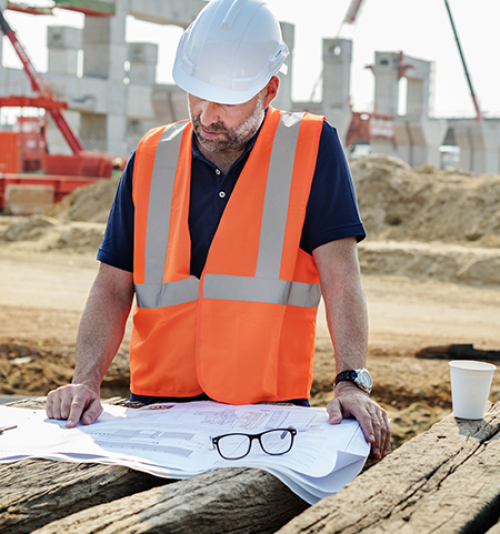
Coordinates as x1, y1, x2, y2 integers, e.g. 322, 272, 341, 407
300, 120, 366, 254
96, 152, 136, 272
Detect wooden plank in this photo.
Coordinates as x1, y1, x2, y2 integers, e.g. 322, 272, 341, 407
1, 398, 308, 534
30, 467, 308, 534
276, 401, 500, 534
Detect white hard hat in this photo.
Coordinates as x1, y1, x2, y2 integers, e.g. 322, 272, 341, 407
172, 0, 289, 105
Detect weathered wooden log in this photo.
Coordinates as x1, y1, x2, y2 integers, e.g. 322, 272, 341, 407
31, 466, 309, 534
0, 398, 170, 534
276, 401, 500, 534
2, 397, 308, 534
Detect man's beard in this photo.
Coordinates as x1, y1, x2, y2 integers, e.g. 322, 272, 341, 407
189, 94, 264, 152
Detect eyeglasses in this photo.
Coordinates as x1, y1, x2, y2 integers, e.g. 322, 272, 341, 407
211, 427, 297, 460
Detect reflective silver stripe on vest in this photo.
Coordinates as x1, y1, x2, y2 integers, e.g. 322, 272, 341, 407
202, 112, 321, 309
204, 273, 321, 308
136, 277, 200, 308
255, 112, 304, 279
135, 121, 200, 308
143, 121, 189, 285
136, 112, 321, 309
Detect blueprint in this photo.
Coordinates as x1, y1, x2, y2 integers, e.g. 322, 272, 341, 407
0, 401, 369, 504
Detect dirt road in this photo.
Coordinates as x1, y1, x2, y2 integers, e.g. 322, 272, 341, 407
1, 248, 497, 347
1, 248, 499, 449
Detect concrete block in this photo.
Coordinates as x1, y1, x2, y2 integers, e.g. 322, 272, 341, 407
106, 113, 127, 155
127, 84, 154, 119
454, 120, 500, 173
128, 63, 157, 85
83, 17, 111, 43
107, 80, 127, 115
82, 43, 110, 79
108, 43, 128, 81
47, 26, 82, 50
5, 185, 54, 215
128, 0, 206, 28
128, 42, 159, 64
79, 112, 107, 151
394, 116, 448, 167
322, 38, 352, 112
48, 49, 79, 76
151, 85, 189, 124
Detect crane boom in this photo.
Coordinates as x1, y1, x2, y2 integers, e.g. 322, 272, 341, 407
444, 0, 483, 122
343, 0, 366, 24
0, 10, 84, 152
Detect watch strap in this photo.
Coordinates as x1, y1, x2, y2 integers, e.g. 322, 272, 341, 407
335, 370, 359, 384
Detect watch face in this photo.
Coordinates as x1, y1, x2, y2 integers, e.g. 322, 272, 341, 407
358, 369, 373, 389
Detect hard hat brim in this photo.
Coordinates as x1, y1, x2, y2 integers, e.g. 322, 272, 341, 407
173, 51, 276, 106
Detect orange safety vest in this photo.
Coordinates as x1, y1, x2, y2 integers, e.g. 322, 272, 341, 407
130, 106, 324, 404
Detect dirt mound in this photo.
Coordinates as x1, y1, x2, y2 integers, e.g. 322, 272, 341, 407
0, 216, 105, 252
352, 154, 500, 248
44, 175, 119, 223
1, 154, 500, 286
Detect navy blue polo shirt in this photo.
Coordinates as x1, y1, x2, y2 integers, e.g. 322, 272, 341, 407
97, 119, 365, 278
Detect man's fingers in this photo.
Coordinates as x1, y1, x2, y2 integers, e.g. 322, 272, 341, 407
65, 396, 88, 428
80, 398, 103, 426
327, 398, 343, 424
45, 384, 101, 428
327, 389, 392, 460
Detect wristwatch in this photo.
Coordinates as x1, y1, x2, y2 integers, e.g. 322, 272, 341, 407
334, 368, 373, 395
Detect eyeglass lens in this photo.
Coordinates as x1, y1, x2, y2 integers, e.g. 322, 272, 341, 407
216, 429, 294, 460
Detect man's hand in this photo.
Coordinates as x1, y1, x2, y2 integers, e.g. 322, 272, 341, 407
46, 384, 103, 428
327, 382, 390, 460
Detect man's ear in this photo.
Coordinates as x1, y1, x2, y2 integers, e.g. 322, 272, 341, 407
262, 76, 280, 107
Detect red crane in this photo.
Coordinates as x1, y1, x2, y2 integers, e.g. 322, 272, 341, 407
0, 9, 84, 153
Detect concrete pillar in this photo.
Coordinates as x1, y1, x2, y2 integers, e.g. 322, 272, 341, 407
272, 22, 293, 112
47, 26, 82, 76
369, 115, 396, 157
80, 112, 107, 151
82, 0, 128, 154
321, 38, 352, 144
405, 58, 433, 117
128, 42, 158, 85
393, 116, 448, 167
454, 120, 500, 174
371, 52, 399, 116
106, 113, 127, 155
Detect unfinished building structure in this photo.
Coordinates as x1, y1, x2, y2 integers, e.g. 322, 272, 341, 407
0, 0, 499, 172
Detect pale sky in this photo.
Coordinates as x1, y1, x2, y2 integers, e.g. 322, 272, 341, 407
2, 0, 499, 119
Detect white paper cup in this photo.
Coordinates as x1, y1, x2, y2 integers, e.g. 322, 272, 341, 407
449, 360, 497, 420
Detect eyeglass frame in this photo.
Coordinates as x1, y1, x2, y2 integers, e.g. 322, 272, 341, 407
211, 427, 297, 460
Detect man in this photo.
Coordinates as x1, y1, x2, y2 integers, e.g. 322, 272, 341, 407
47, 0, 390, 459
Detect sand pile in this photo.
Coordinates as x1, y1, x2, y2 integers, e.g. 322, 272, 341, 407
350, 154, 500, 285
0, 176, 119, 252
1, 154, 500, 284
352, 155, 500, 248
44, 175, 120, 224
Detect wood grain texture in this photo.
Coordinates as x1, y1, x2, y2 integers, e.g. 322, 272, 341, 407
30, 467, 308, 534
0, 398, 170, 534
3, 398, 308, 534
276, 401, 500, 534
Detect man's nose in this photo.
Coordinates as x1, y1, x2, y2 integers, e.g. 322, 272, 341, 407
199, 101, 220, 127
